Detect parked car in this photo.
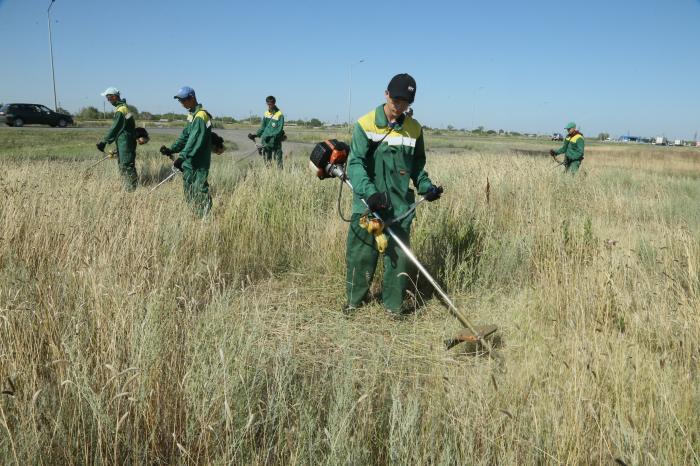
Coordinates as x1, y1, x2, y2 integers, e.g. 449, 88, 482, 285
551, 133, 563, 141
0, 103, 73, 127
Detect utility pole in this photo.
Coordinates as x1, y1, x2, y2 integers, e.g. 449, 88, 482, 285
47, 0, 58, 111
348, 59, 364, 127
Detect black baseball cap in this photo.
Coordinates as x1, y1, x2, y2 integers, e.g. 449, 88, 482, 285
387, 73, 416, 103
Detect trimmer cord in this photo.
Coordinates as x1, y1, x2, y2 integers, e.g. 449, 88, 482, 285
337, 180, 352, 222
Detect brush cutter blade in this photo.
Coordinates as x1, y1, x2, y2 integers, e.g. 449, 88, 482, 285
444, 324, 498, 350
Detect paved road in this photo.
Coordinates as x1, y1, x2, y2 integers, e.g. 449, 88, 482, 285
143, 127, 316, 161
0, 126, 314, 161
210, 128, 314, 161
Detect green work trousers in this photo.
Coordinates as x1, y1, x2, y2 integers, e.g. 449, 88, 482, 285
346, 213, 412, 313
182, 167, 212, 217
262, 145, 283, 168
116, 145, 137, 192
565, 158, 582, 175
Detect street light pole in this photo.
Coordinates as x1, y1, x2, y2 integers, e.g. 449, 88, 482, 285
471, 86, 484, 130
47, 0, 58, 111
348, 59, 364, 127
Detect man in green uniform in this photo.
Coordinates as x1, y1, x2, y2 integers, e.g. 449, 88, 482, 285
248, 96, 284, 168
97, 87, 138, 191
345, 73, 443, 317
550, 122, 585, 174
159, 86, 212, 217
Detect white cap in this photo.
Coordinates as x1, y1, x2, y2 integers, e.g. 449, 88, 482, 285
100, 87, 120, 96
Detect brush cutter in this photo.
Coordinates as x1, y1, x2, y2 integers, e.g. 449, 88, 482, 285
86, 149, 117, 171
387, 197, 428, 226
550, 160, 566, 169
549, 149, 567, 169
234, 143, 264, 165
310, 140, 499, 354
149, 165, 181, 193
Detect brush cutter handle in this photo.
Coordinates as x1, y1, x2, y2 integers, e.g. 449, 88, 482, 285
386, 197, 427, 225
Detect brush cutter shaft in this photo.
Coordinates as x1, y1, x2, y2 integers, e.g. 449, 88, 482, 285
342, 178, 484, 339
551, 159, 565, 169
149, 170, 178, 193
235, 144, 264, 164
87, 154, 111, 170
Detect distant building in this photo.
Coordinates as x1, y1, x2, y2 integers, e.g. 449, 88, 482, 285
618, 135, 642, 143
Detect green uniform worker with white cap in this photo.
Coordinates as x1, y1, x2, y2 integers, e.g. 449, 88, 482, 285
97, 87, 138, 191
344, 73, 443, 317
248, 96, 285, 168
159, 86, 213, 217
550, 122, 585, 174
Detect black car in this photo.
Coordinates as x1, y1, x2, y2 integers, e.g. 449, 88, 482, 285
0, 103, 73, 127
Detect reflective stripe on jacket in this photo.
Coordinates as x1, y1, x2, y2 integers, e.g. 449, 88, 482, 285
170, 104, 212, 169
347, 104, 433, 221
555, 132, 585, 160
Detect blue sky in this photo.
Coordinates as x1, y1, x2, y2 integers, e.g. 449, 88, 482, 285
1, 0, 699, 139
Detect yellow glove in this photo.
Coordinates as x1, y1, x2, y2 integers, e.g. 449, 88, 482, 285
374, 233, 388, 253
359, 216, 388, 253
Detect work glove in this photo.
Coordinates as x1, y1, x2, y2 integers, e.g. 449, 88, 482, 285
424, 185, 444, 202
160, 145, 173, 157
247, 133, 257, 141
96, 141, 106, 152
366, 192, 392, 212
549, 149, 557, 158
173, 157, 184, 172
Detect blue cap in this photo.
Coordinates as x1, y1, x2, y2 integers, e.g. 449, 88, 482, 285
174, 86, 196, 100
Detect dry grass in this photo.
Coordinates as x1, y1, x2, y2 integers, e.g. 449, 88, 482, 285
0, 130, 699, 464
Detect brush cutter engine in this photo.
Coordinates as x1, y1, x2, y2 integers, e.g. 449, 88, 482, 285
135, 127, 150, 145
309, 139, 350, 180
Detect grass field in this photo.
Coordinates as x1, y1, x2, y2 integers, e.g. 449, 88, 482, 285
1, 128, 699, 464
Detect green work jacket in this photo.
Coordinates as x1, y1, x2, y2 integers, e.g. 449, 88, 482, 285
170, 104, 212, 170
347, 104, 433, 223
255, 107, 284, 148
102, 99, 136, 151
555, 131, 585, 161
